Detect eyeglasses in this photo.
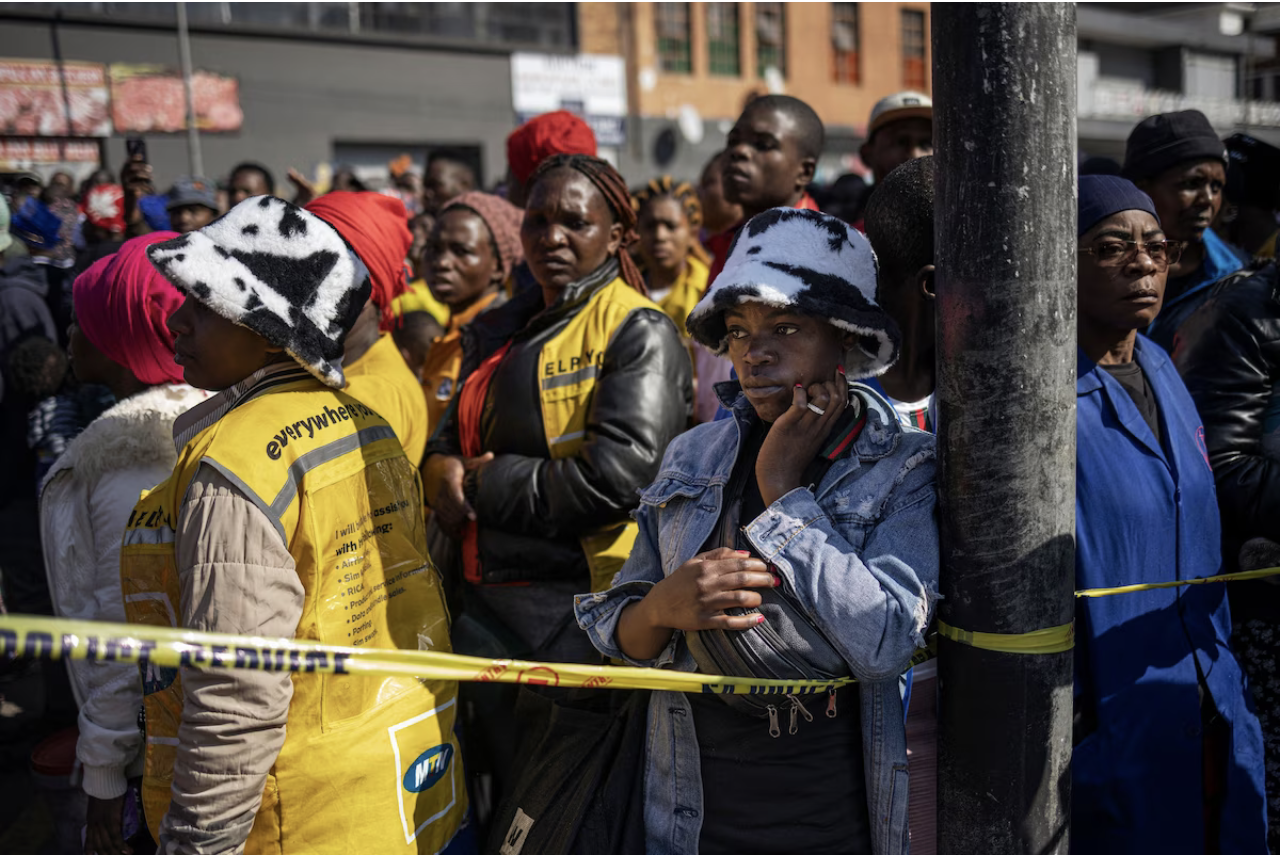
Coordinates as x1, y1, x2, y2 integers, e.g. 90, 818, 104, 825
1078, 239, 1185, 269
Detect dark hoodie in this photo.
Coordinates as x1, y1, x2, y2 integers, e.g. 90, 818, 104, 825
0, 254, 57, 404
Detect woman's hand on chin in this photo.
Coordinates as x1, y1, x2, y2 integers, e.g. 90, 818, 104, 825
756, 371, 846, 506
421, 452, 494, 539
617, 547, 777, 661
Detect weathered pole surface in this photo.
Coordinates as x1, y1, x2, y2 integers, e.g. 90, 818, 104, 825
933, 5, 1077, 853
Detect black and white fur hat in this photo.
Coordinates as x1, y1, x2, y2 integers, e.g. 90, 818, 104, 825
147, 195, 371, 388
686, 207, 901, 378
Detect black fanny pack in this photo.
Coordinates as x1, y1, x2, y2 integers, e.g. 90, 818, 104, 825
685, 411, 855, 731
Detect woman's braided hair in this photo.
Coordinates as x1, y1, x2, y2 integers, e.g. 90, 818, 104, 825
528, 154, 647, 296
631, 175, 712, 266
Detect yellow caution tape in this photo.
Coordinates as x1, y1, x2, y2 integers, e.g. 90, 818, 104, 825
1075, 566, 1280, 598
936, 618, 1075, 655
0, 614, 933, 695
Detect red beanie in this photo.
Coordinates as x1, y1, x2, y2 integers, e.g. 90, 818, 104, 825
306, 191, 413, 331
507, 110, 597, 185
73, 231, 185, 386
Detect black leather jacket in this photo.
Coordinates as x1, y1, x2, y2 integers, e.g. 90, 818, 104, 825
1175, 263, 1280, 577
424, 258, 693, 584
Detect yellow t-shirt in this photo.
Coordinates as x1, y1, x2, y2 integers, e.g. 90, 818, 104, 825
344, 333, 430, 468
390, 279, 449, 327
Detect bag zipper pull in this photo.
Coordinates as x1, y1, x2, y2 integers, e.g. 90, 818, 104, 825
787, 694, 814, 735
826, 687, 838, 719
767, 704, 780, 738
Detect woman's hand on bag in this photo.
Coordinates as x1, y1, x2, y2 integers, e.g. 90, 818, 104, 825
421, 452, 493, 539
617, 547, 777, 661
756, 368, 847, 506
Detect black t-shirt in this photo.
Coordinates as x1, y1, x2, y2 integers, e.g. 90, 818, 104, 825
689, 411, 873, 855
1102, 360, 1160, 443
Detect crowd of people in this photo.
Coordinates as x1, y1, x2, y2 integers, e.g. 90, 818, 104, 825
0, 86, 1278, 855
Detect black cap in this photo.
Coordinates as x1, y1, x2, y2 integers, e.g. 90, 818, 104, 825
1224, 133, 1280, 210
1122, 110, 1227, 181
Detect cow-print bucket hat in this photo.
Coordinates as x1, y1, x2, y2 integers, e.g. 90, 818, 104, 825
685, 207, 900, 379
146, 195, 371, 388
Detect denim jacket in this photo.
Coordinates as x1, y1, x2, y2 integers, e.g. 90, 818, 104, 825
574, 381, 939, 854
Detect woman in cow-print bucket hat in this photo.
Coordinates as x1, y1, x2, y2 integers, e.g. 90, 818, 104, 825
685, 205, 901, 380
574, 207, 937, 853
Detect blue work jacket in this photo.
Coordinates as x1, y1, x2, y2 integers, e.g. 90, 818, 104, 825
1073, 336, 1266, 854
575, 382, 938, 854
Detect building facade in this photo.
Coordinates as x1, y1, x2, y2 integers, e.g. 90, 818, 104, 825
1079, 2, 1280, 162
582, 1, 932, 182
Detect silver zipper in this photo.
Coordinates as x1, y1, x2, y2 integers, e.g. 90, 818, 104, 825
767, 704, 780, 738
826, 687, 838, 718
787, 694, 814, 735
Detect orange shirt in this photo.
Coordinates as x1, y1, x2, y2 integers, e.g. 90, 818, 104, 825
419, 291, 503, 431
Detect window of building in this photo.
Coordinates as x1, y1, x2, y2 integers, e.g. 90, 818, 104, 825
655, 3, 692, 74
832, 3, 860, 84
756, 2, 786, 79
902, 9, 927, 90
707, 4, 740, 77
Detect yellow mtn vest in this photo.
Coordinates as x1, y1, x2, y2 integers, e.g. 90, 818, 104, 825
537, 276, 654, 592
120, 375, 466, 854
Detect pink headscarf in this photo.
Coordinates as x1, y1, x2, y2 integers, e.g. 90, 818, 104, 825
73, 231, 186, 385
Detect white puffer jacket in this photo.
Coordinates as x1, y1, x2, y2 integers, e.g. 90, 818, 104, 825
39, 383, 208, 800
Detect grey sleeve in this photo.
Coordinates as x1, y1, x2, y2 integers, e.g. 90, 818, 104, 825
157, 465, 303, 855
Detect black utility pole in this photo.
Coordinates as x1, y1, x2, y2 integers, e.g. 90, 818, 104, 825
933, 4, 1077, 853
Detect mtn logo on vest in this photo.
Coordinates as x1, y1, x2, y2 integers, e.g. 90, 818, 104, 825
402, 743, 453, 793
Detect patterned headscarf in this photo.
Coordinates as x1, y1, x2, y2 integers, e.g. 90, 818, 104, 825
440, 191, 525, 281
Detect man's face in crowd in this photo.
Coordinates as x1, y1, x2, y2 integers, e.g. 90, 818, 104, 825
722, 105, 815, 215
1077, 210, 1169, 337
167, 294, 281, 390
699, 153, 744, 235
423, 160, 474, 215
229, 168, 271, 205
170, 204, 217, 234
861, 118, 933, 184
1137, 158, 1225, 245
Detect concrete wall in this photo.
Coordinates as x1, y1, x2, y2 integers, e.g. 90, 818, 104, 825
0, 17, 518, 192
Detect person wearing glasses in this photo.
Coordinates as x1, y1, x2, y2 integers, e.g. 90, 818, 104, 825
1072, 175, 1267, 854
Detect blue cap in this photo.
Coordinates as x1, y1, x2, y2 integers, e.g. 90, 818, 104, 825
1078, 175, 1160, 237
10, 196, 63, 250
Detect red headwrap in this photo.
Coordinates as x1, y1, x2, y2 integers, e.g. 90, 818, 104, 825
306, 191, 413, 331
73, 232, 185, 386
506, 110, 597, 185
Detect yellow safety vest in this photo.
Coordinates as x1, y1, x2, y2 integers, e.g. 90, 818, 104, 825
120, 373, 466, 855
537, 276, 654, 592
653, 254, 709, 336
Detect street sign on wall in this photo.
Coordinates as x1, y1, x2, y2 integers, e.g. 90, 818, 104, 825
511, 53, 627, 146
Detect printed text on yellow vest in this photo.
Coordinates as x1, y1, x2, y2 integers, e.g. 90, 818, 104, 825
536, 277, 651, 592
120, 378, 466, 854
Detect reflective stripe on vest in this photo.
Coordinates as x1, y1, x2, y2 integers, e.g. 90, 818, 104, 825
537, 276, 654, 591
120, 376, 465, 854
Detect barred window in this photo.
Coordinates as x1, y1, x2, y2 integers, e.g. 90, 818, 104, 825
756, 2, 786, 80
832, 3, 860, 84
655, 3, 692, 74
902, 9, 927, 90
707, 4, 741, 77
